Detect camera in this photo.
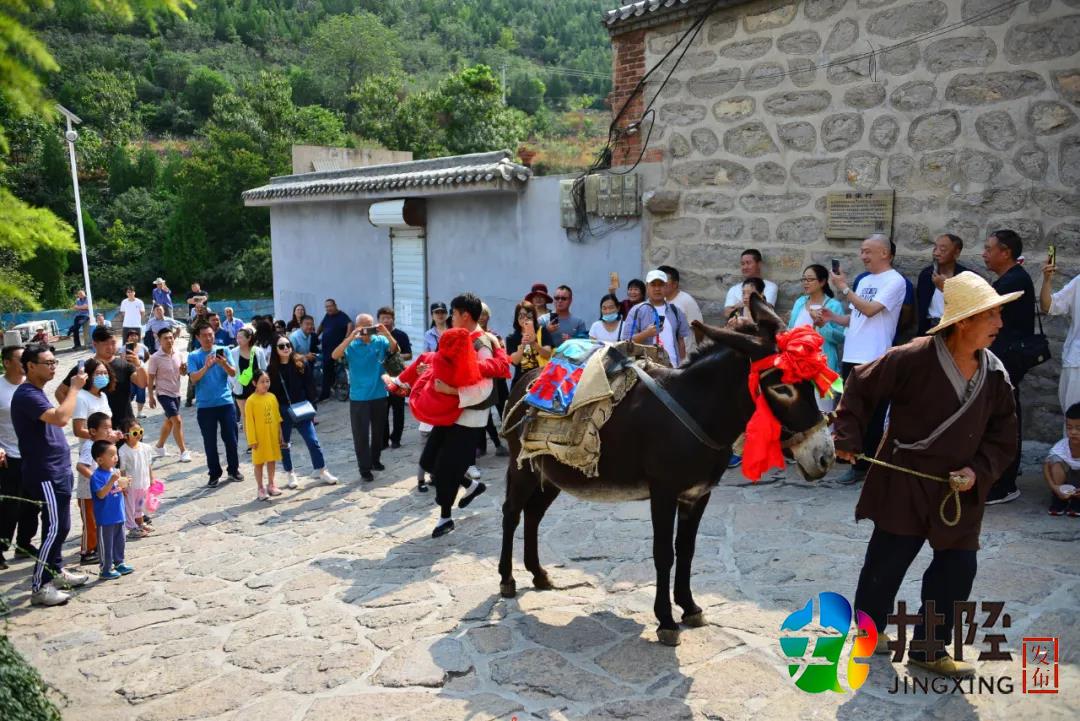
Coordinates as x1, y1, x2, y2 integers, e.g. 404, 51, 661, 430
359, 327, 375, 336
64, 129, 78, 143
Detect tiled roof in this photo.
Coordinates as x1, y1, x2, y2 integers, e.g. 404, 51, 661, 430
242, 150, 531, 205
603, 0, 697, 30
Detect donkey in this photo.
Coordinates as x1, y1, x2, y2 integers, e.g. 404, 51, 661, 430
498, 297, 835, 645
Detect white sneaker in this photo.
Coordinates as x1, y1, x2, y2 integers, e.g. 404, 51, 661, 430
58, 567, 89, 587
152, 445, 167, 459
466, 465, 482, 481
286, 472, 300, 489
30, 583, 71, 607
318, 468, 338, 484
179, 451, 192, 463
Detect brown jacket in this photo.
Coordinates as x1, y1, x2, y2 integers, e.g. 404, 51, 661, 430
834, 336, 1017, 550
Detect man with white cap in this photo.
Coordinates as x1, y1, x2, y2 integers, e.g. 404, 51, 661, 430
152, 278, 173, 318
620, 269, 689, 367
834, 271, 1020, 679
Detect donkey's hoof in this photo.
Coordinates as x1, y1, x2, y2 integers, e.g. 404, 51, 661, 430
682, 610, 707, 628
499, 581, 517, 598
532, 573, 554, 591
657, 628, 681, 647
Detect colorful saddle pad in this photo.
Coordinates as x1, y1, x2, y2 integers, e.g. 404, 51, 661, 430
524, 339, 605, 415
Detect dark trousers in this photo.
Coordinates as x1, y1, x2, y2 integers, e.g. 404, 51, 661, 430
841, 362, 888, 471
98, 523, 125, 572
384, 394, 406, 446
990, 384, 1023, 495
423, 425, 479, 518
33, 483, 70, 591
197, 404, 239, 480
69, 315, 88, 348
319, 356, 338, 401
477, 378, 508, 454
349, 398, 386, 473
0, 457, 38, 555
854, 527, 977, 662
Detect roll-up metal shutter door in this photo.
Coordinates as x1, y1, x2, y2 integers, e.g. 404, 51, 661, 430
390, 226, 426, 354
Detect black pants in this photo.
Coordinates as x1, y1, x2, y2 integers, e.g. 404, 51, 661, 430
384, 394, 406, 446
422, 425, 477, 517
989, 383, 1023, 495
32, 482, 71, 592
319, 356, 338, 401
854, 527, 977, 662
349, 398, 386, 473
0, 457, 38, 555
477, 379, 509, 454
69, 315, 88, 348
841, 362, 888, 471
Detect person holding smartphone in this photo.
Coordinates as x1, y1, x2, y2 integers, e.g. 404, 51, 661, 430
620, 269, 689, 368
540, 284, 587, 347
57, 326, 148, 426
1041, 242, 1080, 419
506, 301, 553, 386
188, 322, 241, 488
916, 234, 970, 336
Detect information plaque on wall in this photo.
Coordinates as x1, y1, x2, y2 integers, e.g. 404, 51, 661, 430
825, 190, 895, 239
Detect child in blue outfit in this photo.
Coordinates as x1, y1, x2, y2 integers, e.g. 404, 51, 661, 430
89, 440, 135, 580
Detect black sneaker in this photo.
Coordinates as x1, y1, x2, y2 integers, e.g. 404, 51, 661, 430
1068, 498, 1080, 518
361, 472, 374, 483
208, 477, 220, 488
417, 481, 429, 493
432, 519, 455, 538
372, 462, 386, 472
227, 472, 244, 482
458, 482, 487, 508
1049, 495, 1068, 516
79, 550, 99, 565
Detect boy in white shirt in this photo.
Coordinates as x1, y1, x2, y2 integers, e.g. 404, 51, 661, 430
1045, 403, 1080, 517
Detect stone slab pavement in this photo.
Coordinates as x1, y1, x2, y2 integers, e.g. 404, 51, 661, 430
1, 350, 1077, 720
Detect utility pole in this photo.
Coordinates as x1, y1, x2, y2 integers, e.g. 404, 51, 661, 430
57, 104, 94, 321
501, 64, 507, 105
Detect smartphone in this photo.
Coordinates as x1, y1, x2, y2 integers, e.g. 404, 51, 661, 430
548, 311, 559, 324
657, 315, 665, 332
360, 327, 375, 336
215, 348, 226, 358
610, 271, 620, 288
831, 258, 840, 274
125, 342, 136, 354
77, 360, 85, 374
1049, 244, 1056, 266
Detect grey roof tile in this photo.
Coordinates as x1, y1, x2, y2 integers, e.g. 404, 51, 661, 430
242, 150, 531, 204
603, 0, 694, 28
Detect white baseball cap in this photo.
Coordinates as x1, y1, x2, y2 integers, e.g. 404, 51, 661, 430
645, 269, 669, 284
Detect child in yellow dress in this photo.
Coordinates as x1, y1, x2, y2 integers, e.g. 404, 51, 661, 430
244, 370, 284, 501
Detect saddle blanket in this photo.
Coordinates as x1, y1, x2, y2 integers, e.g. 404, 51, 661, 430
524, 339, 607, 415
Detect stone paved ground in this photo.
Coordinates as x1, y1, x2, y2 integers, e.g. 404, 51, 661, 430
1, 351, 1078, 720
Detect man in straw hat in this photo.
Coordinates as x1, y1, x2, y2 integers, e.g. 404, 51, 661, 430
833, 271, 1020, 679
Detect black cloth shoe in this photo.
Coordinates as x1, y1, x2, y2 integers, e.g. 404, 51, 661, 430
1068, 498, 1080, 518
458, 482, 487, 508
1049, 495, 1069, 516
985, 485, 1020, 505
417, 482, 429, 493
227, 472, 244, 482
79, 550, 99, 565
432, 519, 455, 538
361, 472, 375, 483
207, 477, 220, 488
372, 462, 386, 472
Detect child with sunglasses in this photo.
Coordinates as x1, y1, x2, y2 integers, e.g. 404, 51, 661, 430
118, 418, 155, 538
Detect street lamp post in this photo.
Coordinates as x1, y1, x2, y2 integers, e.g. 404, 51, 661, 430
57, 104, 94, 322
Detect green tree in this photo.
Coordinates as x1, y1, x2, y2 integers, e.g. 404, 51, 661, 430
59, 69, 142, 145
433, 65, 526, 155
508, 71, 546, 115
183, 66, 232, 121
305, 12, 402, 110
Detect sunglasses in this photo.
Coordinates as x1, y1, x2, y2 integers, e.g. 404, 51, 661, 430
276, 343, 292, 350
554, 296, 570, 301
127, 429, 143, 438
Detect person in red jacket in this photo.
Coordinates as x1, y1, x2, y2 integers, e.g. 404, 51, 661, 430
391, 328, 480, 427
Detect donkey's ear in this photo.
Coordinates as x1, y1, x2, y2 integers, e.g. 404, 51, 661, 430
691, 320, 772, 360
748, 294, 784, 342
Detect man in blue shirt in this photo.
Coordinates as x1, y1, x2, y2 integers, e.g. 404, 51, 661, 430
11, 344, 90, 605
331, 313, 398, 482
69, 290, 90, 349
187, 322, 242, 487
318, 299, 353, 402
208, 313, 232, 347
289, 315, 319, 364
222, 307, 245, 342
152, 278, 173, 318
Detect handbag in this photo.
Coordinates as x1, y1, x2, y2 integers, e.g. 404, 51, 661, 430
279, 372, 317, 423
1009, 302, 1051, 372
384, 349, 406, 376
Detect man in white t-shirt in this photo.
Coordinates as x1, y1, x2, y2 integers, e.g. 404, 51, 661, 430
119, 286, 146, 342
822, 234, 908, 483
1041, 259, 1080, 419
658, 265, 704, 354
0, 346, 37, 568
723, 249, 778, 318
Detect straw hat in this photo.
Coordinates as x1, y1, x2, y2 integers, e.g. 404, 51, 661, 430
927, 271, 1023, 334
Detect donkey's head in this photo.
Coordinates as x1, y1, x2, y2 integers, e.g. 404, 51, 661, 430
691, 296, 834, 480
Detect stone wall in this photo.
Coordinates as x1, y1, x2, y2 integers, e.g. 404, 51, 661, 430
609, 0, 1080, 440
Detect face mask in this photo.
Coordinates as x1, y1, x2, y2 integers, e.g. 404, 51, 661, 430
93, 375, 109, 389
601, 312, 619, 323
